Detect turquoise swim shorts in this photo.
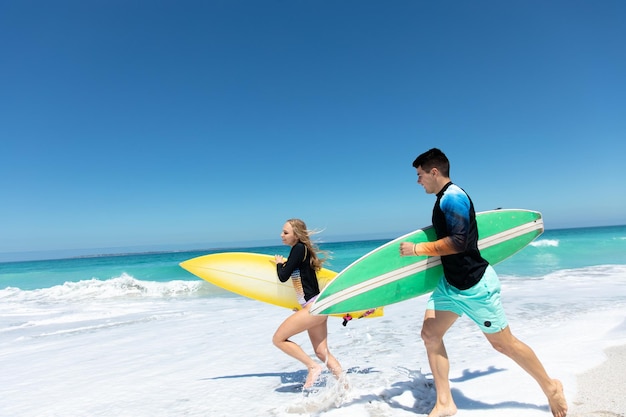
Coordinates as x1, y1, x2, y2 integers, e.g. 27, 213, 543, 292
426, 265, 508, 334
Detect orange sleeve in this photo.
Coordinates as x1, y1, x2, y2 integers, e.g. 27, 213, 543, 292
415, 237, 459, 257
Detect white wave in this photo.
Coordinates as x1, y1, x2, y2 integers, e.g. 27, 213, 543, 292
500, 263, 626, 280
0, 273, 216, 303
542, 264, 626, 280
529, 238, 559, 247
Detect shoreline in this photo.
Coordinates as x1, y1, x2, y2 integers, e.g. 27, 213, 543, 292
571, 344, 626, 416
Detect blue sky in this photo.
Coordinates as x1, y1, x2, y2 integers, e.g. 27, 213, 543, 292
1, 0, 625, 259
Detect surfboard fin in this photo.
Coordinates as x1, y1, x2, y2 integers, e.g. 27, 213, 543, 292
342, 308, 378, 326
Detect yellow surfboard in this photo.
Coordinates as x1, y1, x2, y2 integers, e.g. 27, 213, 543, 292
179, 252, 383, 323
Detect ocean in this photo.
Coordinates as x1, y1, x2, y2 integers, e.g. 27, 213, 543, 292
1, 225, 625, 417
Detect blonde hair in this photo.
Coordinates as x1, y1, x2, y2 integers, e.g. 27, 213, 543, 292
286, 218, 328, 270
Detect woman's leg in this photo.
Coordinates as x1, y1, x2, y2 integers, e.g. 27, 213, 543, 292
272, 305, 328, 388
308, 316, 343, 380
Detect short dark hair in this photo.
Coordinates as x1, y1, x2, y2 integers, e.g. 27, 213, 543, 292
412, 148, 450, 177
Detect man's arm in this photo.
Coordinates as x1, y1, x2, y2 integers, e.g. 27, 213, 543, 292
399, 237, 459, 257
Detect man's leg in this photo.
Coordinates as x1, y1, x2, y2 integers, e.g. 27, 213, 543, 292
421, 309, 460, 417
485, 327, 568, 417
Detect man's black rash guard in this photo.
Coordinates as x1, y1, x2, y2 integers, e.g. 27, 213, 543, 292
276, 242, 320, 302
433, 182, 489, 290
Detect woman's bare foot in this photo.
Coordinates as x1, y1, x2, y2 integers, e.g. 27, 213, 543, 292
547, 379, 568, 417
331, 370, 350, 391
303, 365, 323, 389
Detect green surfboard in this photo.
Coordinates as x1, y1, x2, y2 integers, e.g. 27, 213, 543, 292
310, 209, 543, 315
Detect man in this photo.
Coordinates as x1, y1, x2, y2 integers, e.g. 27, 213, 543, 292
399, 148, 567, 417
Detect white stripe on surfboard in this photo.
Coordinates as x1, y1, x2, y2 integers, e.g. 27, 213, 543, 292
477, 218, 543, 251
311, 218, 543, 314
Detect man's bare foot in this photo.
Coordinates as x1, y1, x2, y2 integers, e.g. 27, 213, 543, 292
303, 365, 323, 389
547, 379, 568, 417
427, 403, 457, 417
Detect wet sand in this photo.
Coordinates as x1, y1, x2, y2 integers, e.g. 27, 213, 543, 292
570, 345, 626, 417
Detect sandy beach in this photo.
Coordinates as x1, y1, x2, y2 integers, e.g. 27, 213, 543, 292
571, 344, 626, 417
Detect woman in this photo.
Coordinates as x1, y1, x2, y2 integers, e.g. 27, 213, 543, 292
272, 218, 343, 389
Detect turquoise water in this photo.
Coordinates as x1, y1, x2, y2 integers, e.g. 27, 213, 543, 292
1, 225, 625, 291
